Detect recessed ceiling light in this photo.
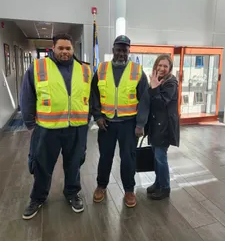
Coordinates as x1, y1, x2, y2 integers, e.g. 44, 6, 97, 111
42, 27, 47, 30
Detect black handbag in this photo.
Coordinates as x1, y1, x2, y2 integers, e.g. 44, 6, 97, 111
136, 136, 155, 172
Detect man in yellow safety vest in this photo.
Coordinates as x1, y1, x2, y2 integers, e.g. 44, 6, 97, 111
20, 34, 91, 219
91, 35, 149, 207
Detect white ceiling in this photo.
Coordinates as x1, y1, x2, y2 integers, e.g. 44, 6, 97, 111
15, 20, 73, 39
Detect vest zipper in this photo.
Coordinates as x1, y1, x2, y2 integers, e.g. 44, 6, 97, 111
115, 87, 118, 116
62, 80, 70, 126
68, 95, 71, 125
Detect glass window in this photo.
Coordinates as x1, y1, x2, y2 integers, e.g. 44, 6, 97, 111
181, 55, 219, 116
129, 53, 143, 65
129, 53, 173, 82
173, 55, 181, 80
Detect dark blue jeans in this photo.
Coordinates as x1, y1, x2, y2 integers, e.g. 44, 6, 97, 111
97, 119, 136, 192
29, 125, 88, 203
152, 146, 170, 190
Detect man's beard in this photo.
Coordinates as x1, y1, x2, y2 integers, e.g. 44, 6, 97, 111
112, 60, 127, 66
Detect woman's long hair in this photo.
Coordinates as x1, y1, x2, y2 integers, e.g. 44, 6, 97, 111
152, 54, 173, 82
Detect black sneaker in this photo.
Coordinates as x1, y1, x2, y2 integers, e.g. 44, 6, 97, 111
150, 188, 171, 200
22, 201, 43, 220
147, 183, 160, 194
69, 194, 84, 213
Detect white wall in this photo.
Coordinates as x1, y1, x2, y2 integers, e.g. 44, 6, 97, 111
83, 0, 225, 111
125, 0, 225, 111
1, 0, 225, 111
69, 25, 84, 60
126, 0, 215, 46
213, 0, 225, 111
0, 0, 111, 26
0, 20, 29, 128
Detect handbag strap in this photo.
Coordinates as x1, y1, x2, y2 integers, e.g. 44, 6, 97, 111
139, 136, 145, 147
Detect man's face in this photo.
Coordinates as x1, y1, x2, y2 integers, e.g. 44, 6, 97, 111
112, 44, 130, 64
53, 39, 74, 62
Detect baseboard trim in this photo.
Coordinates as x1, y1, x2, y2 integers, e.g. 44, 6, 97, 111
0, 109, 18, 140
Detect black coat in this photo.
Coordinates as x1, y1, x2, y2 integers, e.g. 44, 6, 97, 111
141, 75, 180, 147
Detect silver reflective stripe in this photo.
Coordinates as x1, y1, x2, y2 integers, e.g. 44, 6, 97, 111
130, 63, 139, 80
82, 65, 89, 83
37, 59, 47, 81
37, 113, 68, 120
102, 105, 114, 112
102, 105, 137, 113
99, 62, 108, 80
118, 106, 137, 112
43, 100, 49, 106
70, 113, 88, 119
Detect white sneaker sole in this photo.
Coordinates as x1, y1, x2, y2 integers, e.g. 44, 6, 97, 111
22, 204, 42, 220
72, 206, 84, 213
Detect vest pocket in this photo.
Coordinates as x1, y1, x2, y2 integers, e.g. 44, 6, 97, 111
37, 85, 51, 113
98, 81, 106, 104
127, 87, 138, 105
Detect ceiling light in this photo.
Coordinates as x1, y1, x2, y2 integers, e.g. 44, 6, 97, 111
42, 27, 47, 30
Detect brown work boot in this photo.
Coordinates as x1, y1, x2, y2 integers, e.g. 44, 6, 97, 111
93, 187, 106, 203
124, 192, 136, 208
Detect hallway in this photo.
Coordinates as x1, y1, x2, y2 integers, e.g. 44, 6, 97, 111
1, 124, 225, 241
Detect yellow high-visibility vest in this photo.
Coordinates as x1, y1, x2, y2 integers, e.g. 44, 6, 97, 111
33, 57, 91, 128
97, 61, 142, 118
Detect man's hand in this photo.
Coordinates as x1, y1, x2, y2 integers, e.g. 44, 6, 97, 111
96, 118, 108, 131
135, 126, 144, 138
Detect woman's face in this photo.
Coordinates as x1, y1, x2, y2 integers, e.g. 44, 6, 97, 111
156, 59, 170, 77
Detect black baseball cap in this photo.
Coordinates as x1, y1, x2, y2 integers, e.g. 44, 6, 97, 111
113, 35, 131, 46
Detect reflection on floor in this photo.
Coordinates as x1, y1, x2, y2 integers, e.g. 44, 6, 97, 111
4, 111, 26, 133
1, 124, 225, 240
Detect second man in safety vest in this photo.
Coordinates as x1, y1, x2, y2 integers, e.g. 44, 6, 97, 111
20, 34, 91, 219
91, 35, 149, 207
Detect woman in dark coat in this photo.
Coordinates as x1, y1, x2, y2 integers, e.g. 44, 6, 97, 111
136, 54, 180, 200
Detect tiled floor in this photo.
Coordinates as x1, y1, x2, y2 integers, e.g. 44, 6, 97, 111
1, 124, 225, 240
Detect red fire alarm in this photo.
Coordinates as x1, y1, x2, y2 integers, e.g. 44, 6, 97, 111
1, 22, 4, 29
91, 7, 97, 14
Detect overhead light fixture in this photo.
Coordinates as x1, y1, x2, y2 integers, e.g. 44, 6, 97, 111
42, 27, 47, 30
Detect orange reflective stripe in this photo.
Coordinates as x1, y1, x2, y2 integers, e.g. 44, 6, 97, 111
101, 104, 137, 114
42, 99, 51, 106
36, 111, 88, 122
98, 62, 108, 80
37, 111, 68, 116
35, 60, 40, 82
82, 64, 90, 83
118, 105, 137, 113
36, 59, 48, 82
70, 111, 88, 120
130, 62, 140, 81
36, 111, 68, 122
129, 94, 136, 99
101, 105, 114, 113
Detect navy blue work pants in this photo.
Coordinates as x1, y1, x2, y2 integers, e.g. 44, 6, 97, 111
97, 119, 136, 192
29, 125, 88, 203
